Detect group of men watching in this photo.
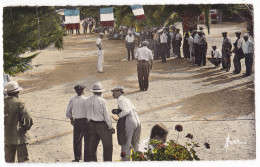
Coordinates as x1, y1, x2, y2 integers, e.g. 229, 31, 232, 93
66, 83, 141, 162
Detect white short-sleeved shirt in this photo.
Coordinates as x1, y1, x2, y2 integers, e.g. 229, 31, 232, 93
175, 33, 182, 41
96, 37, 102, 49
243, 40, 254, 54
66, 95, 88, 119
125, 35, 135, 43
135, 46, 153, 61
188, 36, 194, 48
213, 49, 222, 59
84, 95, 112, 128
159, 33, 167, 43
193, 34, 200, 44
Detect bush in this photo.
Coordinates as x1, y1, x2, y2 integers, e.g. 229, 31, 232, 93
131, 124, 210, 161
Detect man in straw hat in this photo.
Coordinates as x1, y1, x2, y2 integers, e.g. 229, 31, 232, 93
85, 82, 114, 161
4, 81, 33, 162
111, 86, 141, 161
135, 40, 153, 91
66, 84, 89, 162
125, 30, 135, 61
96, 32, 105, 73
175, 28, 182, 59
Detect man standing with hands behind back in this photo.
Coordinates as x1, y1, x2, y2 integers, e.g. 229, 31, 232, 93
66, 84, 89, 162
135, 41, 153, 91
4, 81, 33, 163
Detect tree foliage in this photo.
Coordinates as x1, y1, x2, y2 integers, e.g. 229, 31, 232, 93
3, 6, 64, 75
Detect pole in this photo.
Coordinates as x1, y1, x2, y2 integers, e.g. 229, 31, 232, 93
36, 6, 41, 50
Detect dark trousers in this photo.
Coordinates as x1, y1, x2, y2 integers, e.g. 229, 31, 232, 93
198, 46, 207, 66
160, 43, 167, 63
153, 41, 159, 60
175, 41, 181, 58
5, 143, 29, 163
73, 118, 89, 161
222, 51, 228, 69
172, 40, 176, 56
166, 44, 170, 58
194, 44, 200, 64
127, 43, 135, 60
137, 60, 150, 91
83, 27, 88, 34
245, 53, 253, 75
88, 121, 113, 162
233, 54, 241, 73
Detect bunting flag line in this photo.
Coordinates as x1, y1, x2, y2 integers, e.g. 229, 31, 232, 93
130, 5, 146, 20
100, 7, 115, 27
64, 9, 80, 30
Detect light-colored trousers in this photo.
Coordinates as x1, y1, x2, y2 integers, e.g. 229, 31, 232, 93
97, 50, 104, 72
121, 110, 141, 161
189, 47, 195, 63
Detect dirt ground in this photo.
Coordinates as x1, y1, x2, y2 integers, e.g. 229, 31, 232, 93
6, 22, 256, 164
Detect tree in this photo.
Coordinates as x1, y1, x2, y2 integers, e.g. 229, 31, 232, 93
3, 7, 64, 76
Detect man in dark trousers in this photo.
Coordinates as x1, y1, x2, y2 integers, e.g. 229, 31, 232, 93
82, 19, 88, 34
66, 84, 89, 162
125, 30, 135, 61
221, 32, 232, 70
159, 28, 168, 63
165, 27, 171, 58
242, 34, 254, 77
135, 41, 153, 91
85, 82, 115, 161
198, 30, 208, 66
175, 28, 182, 58
232, 31, 244, 74
4, 81, 33, 163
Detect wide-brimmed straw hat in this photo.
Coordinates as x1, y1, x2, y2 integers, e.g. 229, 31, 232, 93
5, 81, 23, 93
90, 82, 106, 92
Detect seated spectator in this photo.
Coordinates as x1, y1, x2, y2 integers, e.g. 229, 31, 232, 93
208, 45, 222, 68
139, 123, 169, 152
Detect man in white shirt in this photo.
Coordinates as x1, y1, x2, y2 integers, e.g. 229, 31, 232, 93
135, 41, 153, 91
85, 82, 114, 161
208, 45, 222, 68
159, 28, 168, 63
125, 31, 135, 61
198, 30, 208, 66
232, 31, 244, 74
111, 86, 141, 161
96, 33, 104, 73
188, 31, 194, 63
66, 85, 88, 162
193, 30, 200, 64
175, 28, 182, 58
242, 34, 254, 77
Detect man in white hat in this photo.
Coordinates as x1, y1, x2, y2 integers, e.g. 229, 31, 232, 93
125, 30, 135, 61
96, 33, 105, 73
66, 84, 89, 162
85, 82, 114, 161
135, 41, 153, 91
4, 81, 33, 162
111, 86, 141, 161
